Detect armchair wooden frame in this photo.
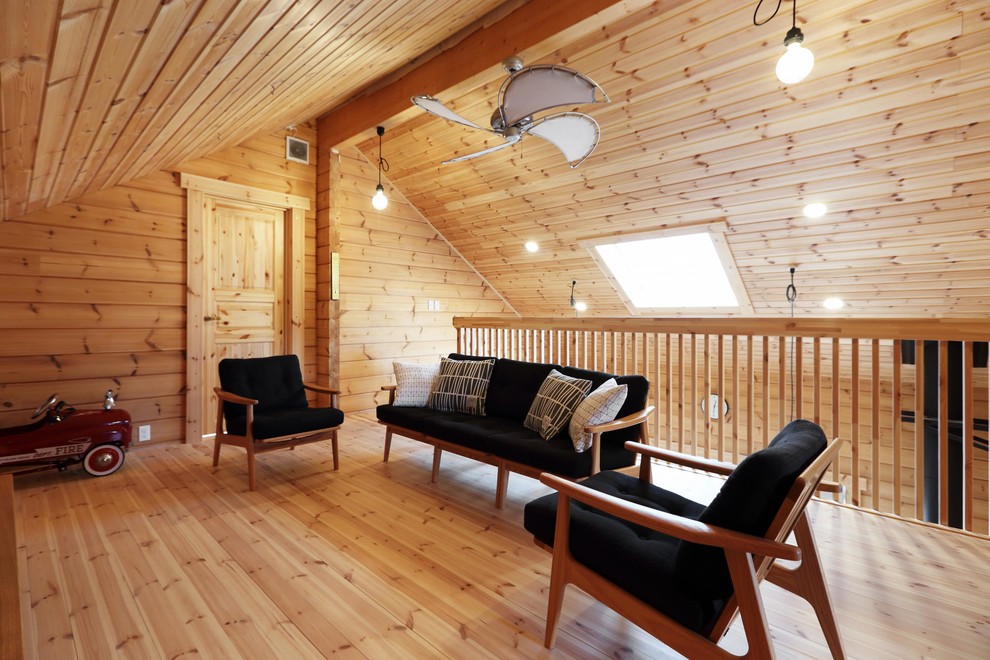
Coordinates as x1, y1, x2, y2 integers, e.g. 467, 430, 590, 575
538, 438, 845, 659
213, 382, 341, 490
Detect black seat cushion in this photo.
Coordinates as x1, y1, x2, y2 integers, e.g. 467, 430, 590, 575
523, 471, 725, 633
676, 418, 827, 600
228, 406, 344, 440
494, 430, 635, 476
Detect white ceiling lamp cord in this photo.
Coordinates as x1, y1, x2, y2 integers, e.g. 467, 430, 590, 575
786, 267, 797, 421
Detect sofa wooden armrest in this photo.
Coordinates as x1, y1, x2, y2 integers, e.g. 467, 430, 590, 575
585, 405, 654, 475
381, 384, 396, 405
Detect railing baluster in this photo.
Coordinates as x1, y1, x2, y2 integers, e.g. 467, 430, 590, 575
872, 338, 881, 512
732, 335, 739, 464
691, 333, 698, 455
914, 339, 924, 520
778, 335, 787, 429
893, 339, 902, 517
939, 341, 949, 526
762, 336, 770, 450
832, 338, 840, 485
963, 341, 974, 532
747, 335, 754, 457
665, 333, 673, 451
704, 334, 711, 459
813, 338, 821, 426
677, 334, 684, 453
852, 339, 861, 507
795, 336, 803, 420
717, 334, 725, 462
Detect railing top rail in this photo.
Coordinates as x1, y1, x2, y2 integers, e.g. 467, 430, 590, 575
453, 317, 990, 341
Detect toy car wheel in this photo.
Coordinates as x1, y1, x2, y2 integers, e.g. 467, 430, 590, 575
83, 444, 125, 477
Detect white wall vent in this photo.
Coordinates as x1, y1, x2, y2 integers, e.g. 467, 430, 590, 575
285, 136, 310, 164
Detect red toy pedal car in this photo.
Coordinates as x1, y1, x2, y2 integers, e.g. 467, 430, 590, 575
0, 391, 132, 477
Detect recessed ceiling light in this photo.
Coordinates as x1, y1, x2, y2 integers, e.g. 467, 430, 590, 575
803, 202, 828, 218
574, 301, 588, 312
823, 297, 844, 310
524, 240, 539, 253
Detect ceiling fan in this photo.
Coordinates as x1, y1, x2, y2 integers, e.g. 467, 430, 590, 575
412, 56, 610, 168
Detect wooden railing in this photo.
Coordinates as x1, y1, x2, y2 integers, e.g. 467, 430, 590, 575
455, 317, 990, 535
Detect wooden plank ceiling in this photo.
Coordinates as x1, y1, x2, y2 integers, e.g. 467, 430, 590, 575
345, 0, 990, 318
0, 0, 508, 218
3, 0, 988, 319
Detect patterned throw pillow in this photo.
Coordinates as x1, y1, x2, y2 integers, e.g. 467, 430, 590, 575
524, 369, 593, 440
568, 379, 629, 452
392, 361, 440, 407
427, 357, 495, 416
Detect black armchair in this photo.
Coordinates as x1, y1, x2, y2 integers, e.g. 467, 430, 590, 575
524, 419, 844, 659
213, 355, 344, 490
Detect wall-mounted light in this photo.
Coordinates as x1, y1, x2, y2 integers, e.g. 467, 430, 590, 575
371, 126, 389, 210
755, 0, 814, 84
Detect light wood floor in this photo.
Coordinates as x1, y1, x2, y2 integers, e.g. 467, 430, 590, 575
12, 412, 990, 659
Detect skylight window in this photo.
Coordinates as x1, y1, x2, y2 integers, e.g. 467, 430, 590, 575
582, 222, 752, 314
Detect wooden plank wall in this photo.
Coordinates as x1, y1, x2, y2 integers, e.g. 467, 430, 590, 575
0, 125, 318, 444
333, 146, 515, 413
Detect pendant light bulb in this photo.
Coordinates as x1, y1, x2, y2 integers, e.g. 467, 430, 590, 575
371, 125, 389, 210
776, 37, 814, 83
372, 183, 388, 210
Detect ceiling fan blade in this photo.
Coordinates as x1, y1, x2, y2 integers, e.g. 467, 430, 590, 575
441, 134, 521, 165
523, 112, 601, 167
499, 65, 609, 128
412, 95, 487, 131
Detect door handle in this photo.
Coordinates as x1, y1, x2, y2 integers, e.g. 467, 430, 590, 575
204, 315, 218, 322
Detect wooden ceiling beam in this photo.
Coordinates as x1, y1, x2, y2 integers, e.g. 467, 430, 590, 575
316, 0, 667, 151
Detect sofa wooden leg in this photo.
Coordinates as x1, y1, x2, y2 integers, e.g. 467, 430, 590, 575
246, 443, 256, 491
383, 428, 393, 462
495, 465, 509, 509
331, 430, 340, 471
431, 447, 442, 483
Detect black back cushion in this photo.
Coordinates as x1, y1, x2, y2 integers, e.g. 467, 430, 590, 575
675, 419, 827, 599
218, 355, 309, 423
487, 358, 560, 422
559, 366, 650, 445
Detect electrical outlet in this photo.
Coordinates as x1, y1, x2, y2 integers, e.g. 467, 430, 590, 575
138, 425, 151, 442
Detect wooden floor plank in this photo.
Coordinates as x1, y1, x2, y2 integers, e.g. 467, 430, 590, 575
11, 414, 990, 659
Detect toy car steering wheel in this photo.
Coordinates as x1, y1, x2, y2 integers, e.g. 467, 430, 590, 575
32, 393, 59, 419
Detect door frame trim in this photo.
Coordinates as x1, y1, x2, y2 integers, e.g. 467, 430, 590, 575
181, 173, 310, 443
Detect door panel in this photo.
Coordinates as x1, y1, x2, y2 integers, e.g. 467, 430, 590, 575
202, 199, 285, 431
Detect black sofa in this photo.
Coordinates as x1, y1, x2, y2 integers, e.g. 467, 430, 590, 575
376, 354, 653, 507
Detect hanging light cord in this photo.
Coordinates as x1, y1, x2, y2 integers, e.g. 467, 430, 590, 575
753, 0, 783, 26
376, 128, 389, 184
786, 267, 797, 420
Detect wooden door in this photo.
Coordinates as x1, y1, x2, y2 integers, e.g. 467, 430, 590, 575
182, 174, 310, 443
201, 199, 286, 429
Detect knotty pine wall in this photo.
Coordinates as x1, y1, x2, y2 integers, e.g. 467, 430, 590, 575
332, 146, 515, 413
0, 125, 318, 445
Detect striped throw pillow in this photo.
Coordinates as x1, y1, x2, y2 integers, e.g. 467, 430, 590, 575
427, 357, 495, 416
568, 379, 628, 452
524, 369, 593, 440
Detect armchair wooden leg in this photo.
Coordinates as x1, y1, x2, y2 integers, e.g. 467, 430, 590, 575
246, 443, 257, 491
331, 430, 339, 471
383, 428, 393, 462
212, 436, 222, 467
544, 492, 573, 649
431, 447, 442, 483
724, 551, 774, 660
767, 513, 845, 659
